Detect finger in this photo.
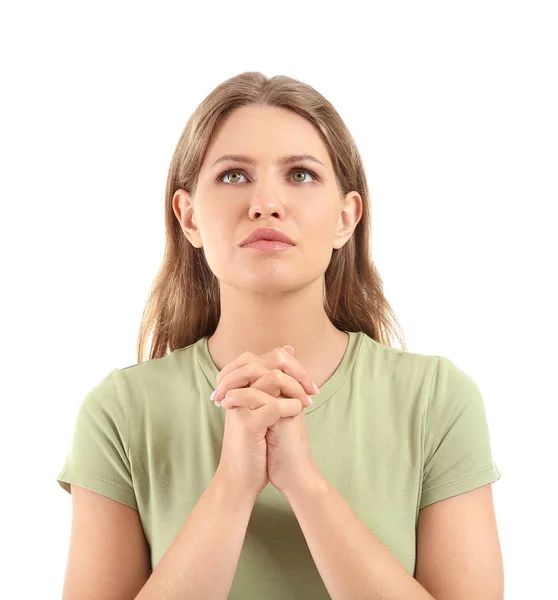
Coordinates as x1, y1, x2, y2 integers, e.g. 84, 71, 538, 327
216, 367, 312, 408
214, 350, 260, 390
219, 387, 267, 410
255, 399, 304, 432
213, 362, 269, 403
221, 388, 303, 418
216, 346, 319, 398
263, 347, 320, 398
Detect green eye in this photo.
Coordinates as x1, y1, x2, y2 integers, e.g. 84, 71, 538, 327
291, 169, 314, 183
217, 166, 319, 184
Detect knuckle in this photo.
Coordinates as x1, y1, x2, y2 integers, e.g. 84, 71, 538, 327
254, 362, 268, 377
270, 368, 283, 381
272, 347, 288, 363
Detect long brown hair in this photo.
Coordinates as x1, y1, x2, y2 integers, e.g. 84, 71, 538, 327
136, 71, 406, 363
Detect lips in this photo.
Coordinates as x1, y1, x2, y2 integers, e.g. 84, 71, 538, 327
240, 227, 295, 246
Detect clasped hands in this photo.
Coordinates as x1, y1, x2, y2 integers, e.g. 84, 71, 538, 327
210, 345, 321, 496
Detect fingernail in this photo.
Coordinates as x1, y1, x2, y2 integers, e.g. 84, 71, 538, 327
210, 389, 217, 401
312, 382, 320, 394
306, 395, 313, 405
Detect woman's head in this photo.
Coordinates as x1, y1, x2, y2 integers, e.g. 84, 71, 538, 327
137, 71, 406, 362
172, 104, 361, 299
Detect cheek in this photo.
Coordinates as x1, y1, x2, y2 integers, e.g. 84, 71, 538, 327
310, 213, 338, 244
300, 229, 338, 270
197, 206, 232, 246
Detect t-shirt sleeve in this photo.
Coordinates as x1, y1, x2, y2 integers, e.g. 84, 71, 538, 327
419, 355, 502, 510
56, 367, 138, 511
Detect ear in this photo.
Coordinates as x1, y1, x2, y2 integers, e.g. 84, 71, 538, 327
172, 189, 202, 248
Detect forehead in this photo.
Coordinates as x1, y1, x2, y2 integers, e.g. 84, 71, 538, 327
202, 105, 332, 170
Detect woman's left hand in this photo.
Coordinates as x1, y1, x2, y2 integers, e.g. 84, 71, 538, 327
212, 345, 320, 496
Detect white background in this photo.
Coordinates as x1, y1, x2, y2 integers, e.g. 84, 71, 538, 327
1, 1, 556, 598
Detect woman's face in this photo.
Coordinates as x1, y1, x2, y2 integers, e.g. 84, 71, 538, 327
173, 105, 362, 293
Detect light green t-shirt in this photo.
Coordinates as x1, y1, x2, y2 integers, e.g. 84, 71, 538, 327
57, 330, 501, 598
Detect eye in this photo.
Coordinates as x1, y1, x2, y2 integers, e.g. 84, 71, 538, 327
290, 168, 316, 184
217, 166, 318, 185
218, 170, 247, 184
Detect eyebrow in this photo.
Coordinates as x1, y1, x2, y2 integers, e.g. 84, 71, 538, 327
209, 153, 326, 169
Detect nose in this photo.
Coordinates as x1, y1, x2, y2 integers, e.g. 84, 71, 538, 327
246, 171, 289, 219
248, 196, 283, 220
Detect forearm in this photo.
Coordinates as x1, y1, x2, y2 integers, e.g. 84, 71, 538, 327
136, 472, 257, 600
285, 471, 435, 600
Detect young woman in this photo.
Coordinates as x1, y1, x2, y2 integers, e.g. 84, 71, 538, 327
57, 71, 503, 599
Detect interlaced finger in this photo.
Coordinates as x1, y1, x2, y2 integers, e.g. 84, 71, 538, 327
219, 369, 310, 410
213, 346, 319, 402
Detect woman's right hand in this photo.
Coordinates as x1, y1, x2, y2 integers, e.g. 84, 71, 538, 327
213, 347, 316, 499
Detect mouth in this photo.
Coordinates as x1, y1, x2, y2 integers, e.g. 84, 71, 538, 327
241, 240, 295, 252
239, 227, 296, 247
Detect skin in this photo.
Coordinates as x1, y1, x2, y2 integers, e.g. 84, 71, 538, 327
172, 105, 363, 388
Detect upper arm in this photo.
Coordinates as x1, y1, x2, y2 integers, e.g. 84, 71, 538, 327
62, 485, 152, 600
415, 483, 504, 599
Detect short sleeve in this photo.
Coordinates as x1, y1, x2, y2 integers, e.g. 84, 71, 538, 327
420, 356, 502, 510
56, 368, 137, 511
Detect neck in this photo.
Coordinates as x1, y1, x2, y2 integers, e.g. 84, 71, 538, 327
207, 279, 346, 377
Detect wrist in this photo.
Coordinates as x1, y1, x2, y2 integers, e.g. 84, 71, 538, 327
281, 463, 328, 500
212, 470, 260, 507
